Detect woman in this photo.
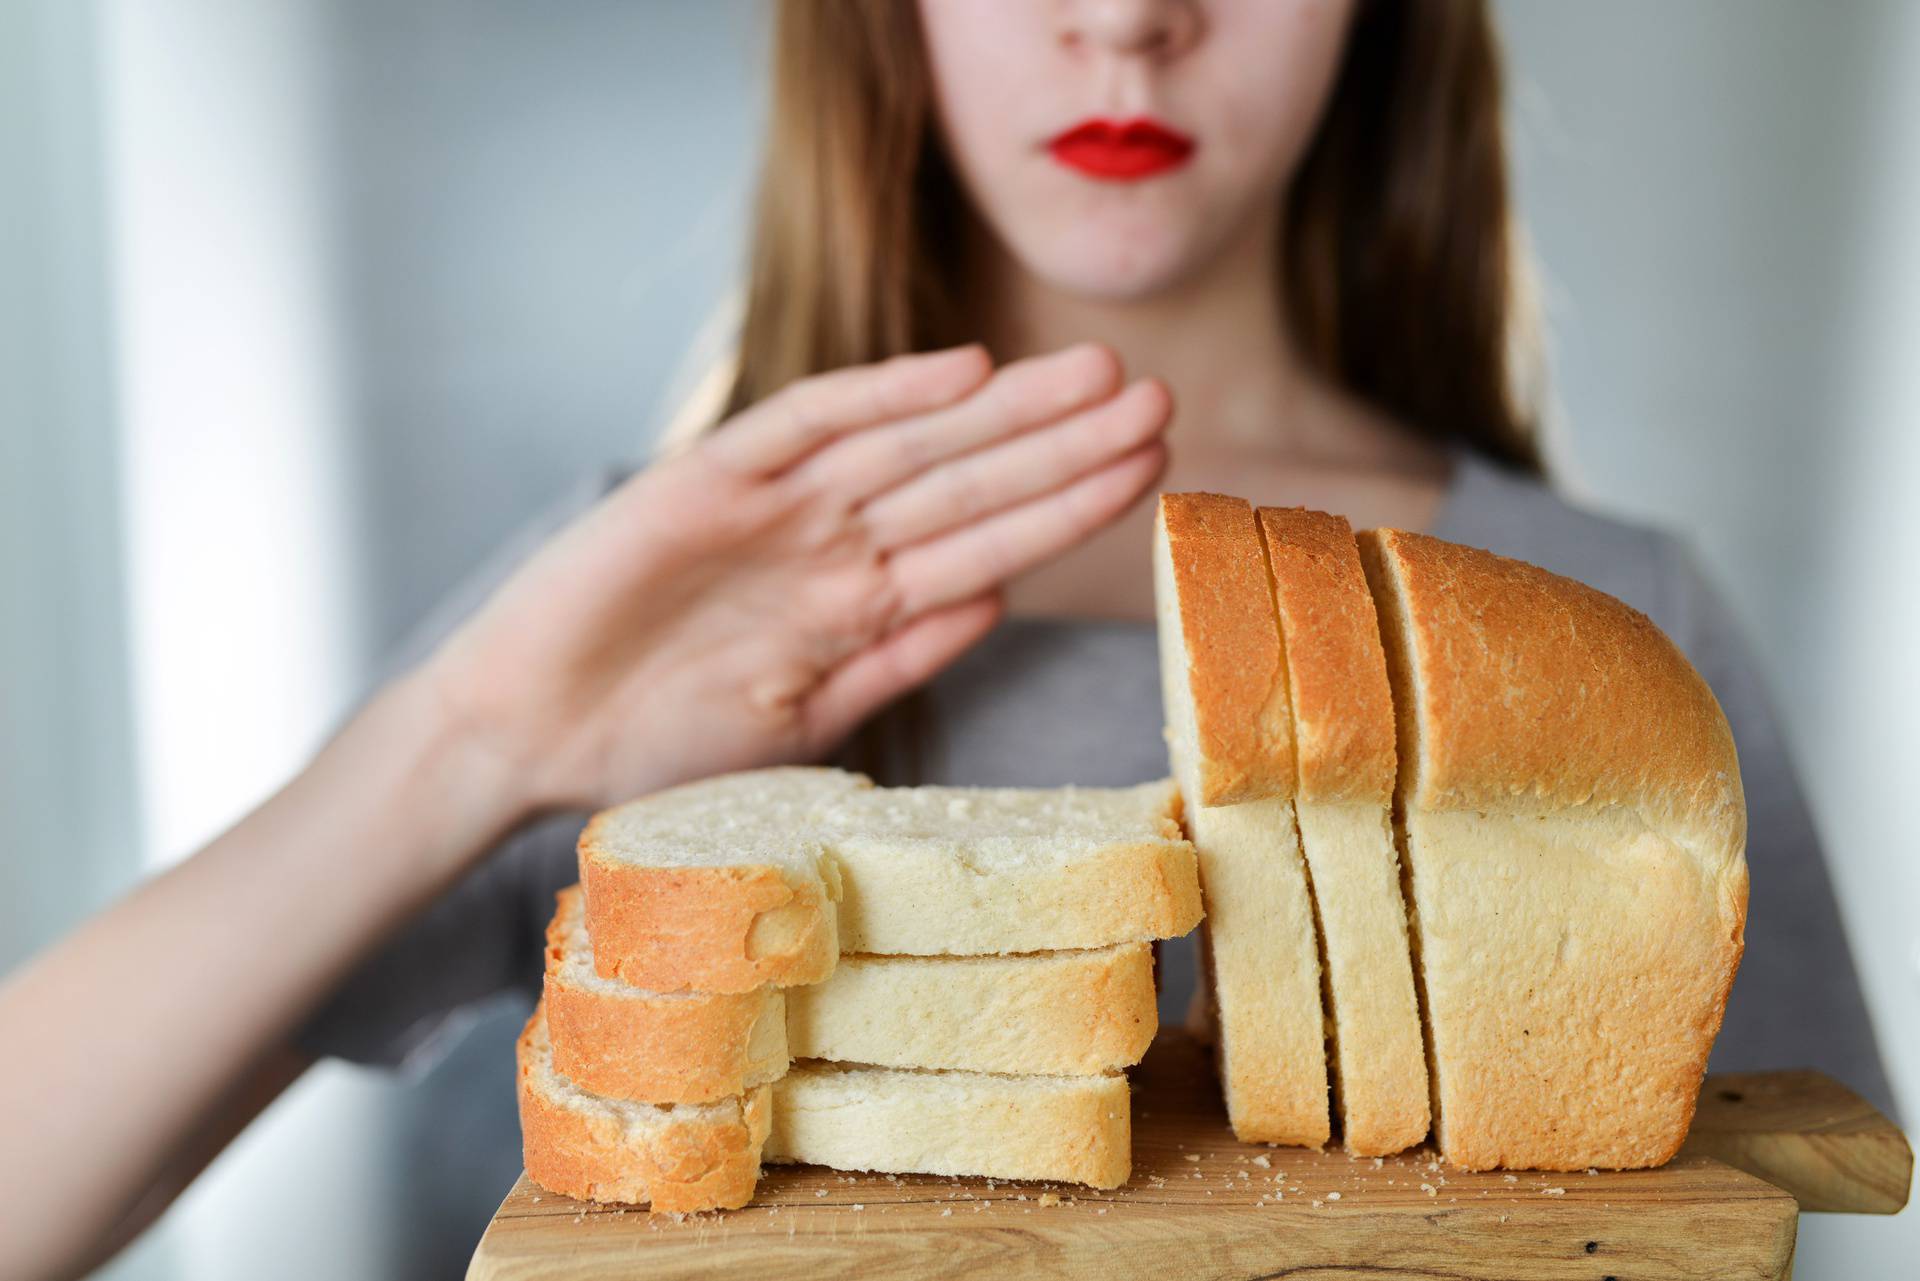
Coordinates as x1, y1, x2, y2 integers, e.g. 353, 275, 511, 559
0, 2, 1886, 1276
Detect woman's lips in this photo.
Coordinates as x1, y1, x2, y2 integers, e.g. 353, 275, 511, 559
1047, 118, 1195, 181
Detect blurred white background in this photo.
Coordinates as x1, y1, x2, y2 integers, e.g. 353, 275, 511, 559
3, 0, 1915, 1276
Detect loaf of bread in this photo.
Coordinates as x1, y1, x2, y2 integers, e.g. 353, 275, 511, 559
1156, 492, 1746, 1171
1257, 507, 1428, 1157
767, 1062, 1132, 1189
579, 769, 1201, 992
1359, 528, 1747, 1170
1153, 492, 1329, 1146
545, 884, 1157, 1097
517, 1003, 771, 1213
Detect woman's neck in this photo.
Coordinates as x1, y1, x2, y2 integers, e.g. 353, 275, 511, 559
967, 208, 1434, 476
966, 205, 1452, 621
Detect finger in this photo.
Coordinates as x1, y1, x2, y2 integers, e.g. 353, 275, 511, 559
792, 342, 1123, 501
802, 592, 1005, 753
889, 442, 1167, 617
710, 345, 992, 474
859, 377, 1171, 550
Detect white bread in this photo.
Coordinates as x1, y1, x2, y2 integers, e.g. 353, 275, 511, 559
580, 770, 1201, 993
543, 886, 789, 1104
578, 768, 859, 994
517, 1003, 771, 1213
1359, 528, 1748, 1171
1153, 493, 1329, 1147
767, 1062, 1132, 1189
787, 945, 1156, 1076
1257, 507, 1429, 1157
806, 779, 1202, 955
545, 886, 1157, 1094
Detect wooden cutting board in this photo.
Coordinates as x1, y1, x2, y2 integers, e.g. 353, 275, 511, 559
467, 1033, 1909, 1281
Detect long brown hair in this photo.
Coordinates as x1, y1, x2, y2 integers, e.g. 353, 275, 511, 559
712, 0, 1542, 474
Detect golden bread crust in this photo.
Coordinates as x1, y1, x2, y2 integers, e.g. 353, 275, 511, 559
1156, 493, 1296, 806
517, 1007, 771, 1213
1256, 507, 1397, 804
544, 887, 788, 1103
577, 832, 836, 995
1360, 528, 1745, 851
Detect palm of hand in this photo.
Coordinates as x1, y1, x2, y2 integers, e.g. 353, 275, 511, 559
425, 344, 1170, 813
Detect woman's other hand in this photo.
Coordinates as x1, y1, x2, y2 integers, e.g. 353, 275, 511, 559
421, 342, 1169, 814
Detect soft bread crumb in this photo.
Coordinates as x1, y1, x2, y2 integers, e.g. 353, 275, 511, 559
1038, 1193, 1061, 1207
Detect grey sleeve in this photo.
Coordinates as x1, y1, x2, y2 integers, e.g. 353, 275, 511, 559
294, 465, 632, 1070
1658, 539, 1895, 1116
294, 811, 583, 1070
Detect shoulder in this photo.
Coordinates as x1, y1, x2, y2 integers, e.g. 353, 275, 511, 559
1433, 450, 1701, 647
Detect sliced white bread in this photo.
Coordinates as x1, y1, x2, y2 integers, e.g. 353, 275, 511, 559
1359, 528, 1748, 1170
579, 768, 860, 994
767, 1062, 1132, 1189
580, 770, 1201, 993
544, 886, 790, 1104
805, 779, 1201, 955
1152, 492, 1329, 1147
1257, 507, 1429, 1157
545, 886, 1158, 1096
787, 945, 1157, 1076
517, 1003, 771, 1213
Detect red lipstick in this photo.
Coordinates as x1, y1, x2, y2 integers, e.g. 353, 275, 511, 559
1048, 117, 1195, 181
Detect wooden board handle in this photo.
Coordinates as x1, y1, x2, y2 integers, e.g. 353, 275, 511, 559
1683, 1069, 1912, 1213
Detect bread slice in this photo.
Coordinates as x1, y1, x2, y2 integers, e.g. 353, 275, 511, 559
766, 1062, 1132, 1188
517, 1003, 771, 1212
580, 770, 1201, 993
544, 886, 789, 1103
787, 945, 1157, 1076
805, 779, 1201, 955
1257, 507, 1429, 1157
579, 768, 860, 994
546, 882, 1156, 1093
1359, 528, 1748, 1170
1152, 492, 1329, 1147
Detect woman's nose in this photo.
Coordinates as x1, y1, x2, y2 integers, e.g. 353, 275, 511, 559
1058, 0, 1202, 61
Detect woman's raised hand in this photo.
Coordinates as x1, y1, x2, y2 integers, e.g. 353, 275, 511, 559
421, 343, 1169, 814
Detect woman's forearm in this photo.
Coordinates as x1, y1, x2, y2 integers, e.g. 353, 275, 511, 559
0, 668, 529, 1281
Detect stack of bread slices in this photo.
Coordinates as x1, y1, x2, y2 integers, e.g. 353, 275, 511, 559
518, 769, 1204, 1212
1155, 493, 1749, 1171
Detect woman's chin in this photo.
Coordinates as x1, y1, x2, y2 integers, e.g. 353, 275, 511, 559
1014, 241, 1216, 306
